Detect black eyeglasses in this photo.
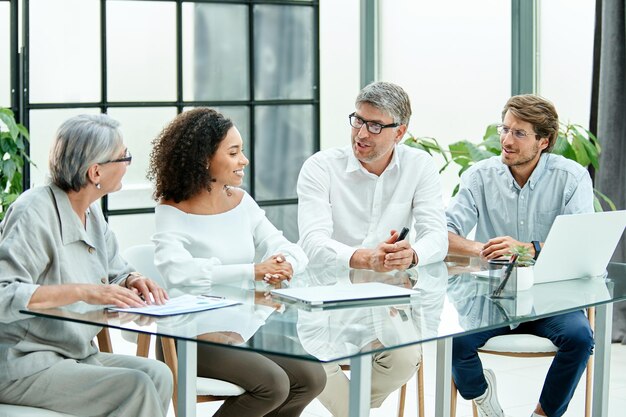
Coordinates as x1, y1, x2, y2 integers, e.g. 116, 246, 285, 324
100, 148, 132, 165
348, 113, 399, 134
497, 124, 538, 140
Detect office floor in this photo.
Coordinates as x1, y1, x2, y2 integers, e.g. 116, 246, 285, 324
110, 331, 626, 417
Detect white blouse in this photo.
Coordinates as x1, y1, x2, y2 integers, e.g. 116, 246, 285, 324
152, 191, 308, 295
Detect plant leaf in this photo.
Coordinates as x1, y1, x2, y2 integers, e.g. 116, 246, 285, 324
593, 188, 617, 211
0, 110, 19, 141
552, 135, 577, 160
2, 158, 17, 182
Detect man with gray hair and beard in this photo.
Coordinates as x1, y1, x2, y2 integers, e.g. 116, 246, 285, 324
297, 81, 448, 416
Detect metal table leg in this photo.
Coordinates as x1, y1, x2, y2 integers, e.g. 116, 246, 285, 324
178, 340, 197, 417
435, 338, 453, 417
349, 354, 372, 417
593, 303, 612, 417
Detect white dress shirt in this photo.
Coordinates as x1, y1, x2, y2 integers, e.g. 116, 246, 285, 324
153, 191, 308, 297
297, 144, 448, 268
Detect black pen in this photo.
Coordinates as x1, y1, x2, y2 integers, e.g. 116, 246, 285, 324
199, 294, 225, 300
397, 227, 410, 241
492, 254, 518, 297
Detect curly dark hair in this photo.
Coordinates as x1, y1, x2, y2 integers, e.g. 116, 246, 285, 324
148, 108, 233, 203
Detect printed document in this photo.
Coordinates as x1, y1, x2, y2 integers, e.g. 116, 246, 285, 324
109, 294, 239, 316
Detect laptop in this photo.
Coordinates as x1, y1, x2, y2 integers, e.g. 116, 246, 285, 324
532, 210, 626, 284
271, 282, 417, 308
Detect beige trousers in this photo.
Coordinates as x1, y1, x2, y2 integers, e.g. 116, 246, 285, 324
0, 352, 172, 417
317, 345, 421, 417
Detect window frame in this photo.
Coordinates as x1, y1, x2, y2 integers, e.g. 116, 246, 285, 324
15, 0, 320, 222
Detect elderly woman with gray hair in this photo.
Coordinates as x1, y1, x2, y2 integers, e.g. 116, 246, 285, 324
0, 114, 172, 416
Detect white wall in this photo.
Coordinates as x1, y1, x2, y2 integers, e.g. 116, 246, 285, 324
318, 0, 595, 201
319, 0, 361, 150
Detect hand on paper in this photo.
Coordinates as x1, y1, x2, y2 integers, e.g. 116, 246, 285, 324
125, 273, 169, 305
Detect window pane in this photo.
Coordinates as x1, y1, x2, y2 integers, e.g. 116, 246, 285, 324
106, 107, 178, 210
107, 1, 176, 102
29, 108, 101, 188
263, 203, 299, 244
379, 0, 511, 200
108, 213, 156, 253
254, 105, 314, 201
0, 2, 10, 107
253, 5, 314, 100
29, 0, 100, 103
183, 3, 249, 101
538, 0, 594, 127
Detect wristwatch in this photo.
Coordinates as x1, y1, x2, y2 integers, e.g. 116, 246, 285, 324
125, 272, 142, 288
532, 240, 541, 260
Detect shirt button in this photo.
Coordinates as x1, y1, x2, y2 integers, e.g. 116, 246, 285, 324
88, 247, 95, 254
520, 196, 525, 199
520, 221, 524, 225
100, 277, 107, 284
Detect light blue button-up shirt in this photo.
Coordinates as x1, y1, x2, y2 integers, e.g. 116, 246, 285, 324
446, 153, 594, 243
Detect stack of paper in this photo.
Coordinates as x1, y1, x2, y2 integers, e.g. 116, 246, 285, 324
109, 294, 239, 316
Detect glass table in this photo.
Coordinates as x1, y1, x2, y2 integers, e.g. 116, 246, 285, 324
21, 260, 626, 417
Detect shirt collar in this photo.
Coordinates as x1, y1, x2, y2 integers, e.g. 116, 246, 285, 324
526, 153, 549, 190
345, 144, 401, 175
503, 153, 549, 191
49, 183, 95, 247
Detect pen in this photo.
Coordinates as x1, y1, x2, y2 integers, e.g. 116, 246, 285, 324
199, 294, 225, 300
492, 254, 518, 297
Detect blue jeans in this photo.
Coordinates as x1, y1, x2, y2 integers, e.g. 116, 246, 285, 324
452, 310, 593, 417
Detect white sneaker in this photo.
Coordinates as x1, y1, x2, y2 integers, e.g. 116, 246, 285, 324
473, 369, 504, 417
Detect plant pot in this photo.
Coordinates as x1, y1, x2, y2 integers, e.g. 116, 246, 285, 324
514, 266, 534, 291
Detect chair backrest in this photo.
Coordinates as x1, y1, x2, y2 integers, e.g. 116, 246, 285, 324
122, 244, 166, 288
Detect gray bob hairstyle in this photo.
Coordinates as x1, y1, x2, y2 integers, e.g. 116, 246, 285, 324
49, 114, 123, 192
355, 81, 412, 126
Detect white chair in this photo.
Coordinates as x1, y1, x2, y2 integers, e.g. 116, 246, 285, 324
122, 244, 245, 416
451, 307, 594, 417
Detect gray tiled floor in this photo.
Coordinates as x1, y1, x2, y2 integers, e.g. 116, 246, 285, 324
109, 331, 626, 417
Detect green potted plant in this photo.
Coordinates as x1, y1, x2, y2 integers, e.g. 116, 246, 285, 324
403, 122, 615, 211
0, 108, 31, 221
510, 245, 535, 291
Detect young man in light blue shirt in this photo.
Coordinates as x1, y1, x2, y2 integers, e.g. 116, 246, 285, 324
446, 94, 594, 417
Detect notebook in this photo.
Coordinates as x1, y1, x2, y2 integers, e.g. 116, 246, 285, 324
532, 210, 626, 284
271, 282, 418, 307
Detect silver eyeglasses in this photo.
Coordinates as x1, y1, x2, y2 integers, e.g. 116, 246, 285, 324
349, 113, 399, 134
497, 124, 538, 140
100, 148, 132, 165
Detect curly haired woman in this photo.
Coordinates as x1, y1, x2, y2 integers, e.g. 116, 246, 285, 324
148, 107, 325, 417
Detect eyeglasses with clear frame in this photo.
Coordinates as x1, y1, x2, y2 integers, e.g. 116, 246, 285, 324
348, 112, 400, 134
497, 124, 538, 140
100, 148, 132, 165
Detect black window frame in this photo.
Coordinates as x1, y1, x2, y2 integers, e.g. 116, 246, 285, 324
10, 0, 319, 224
